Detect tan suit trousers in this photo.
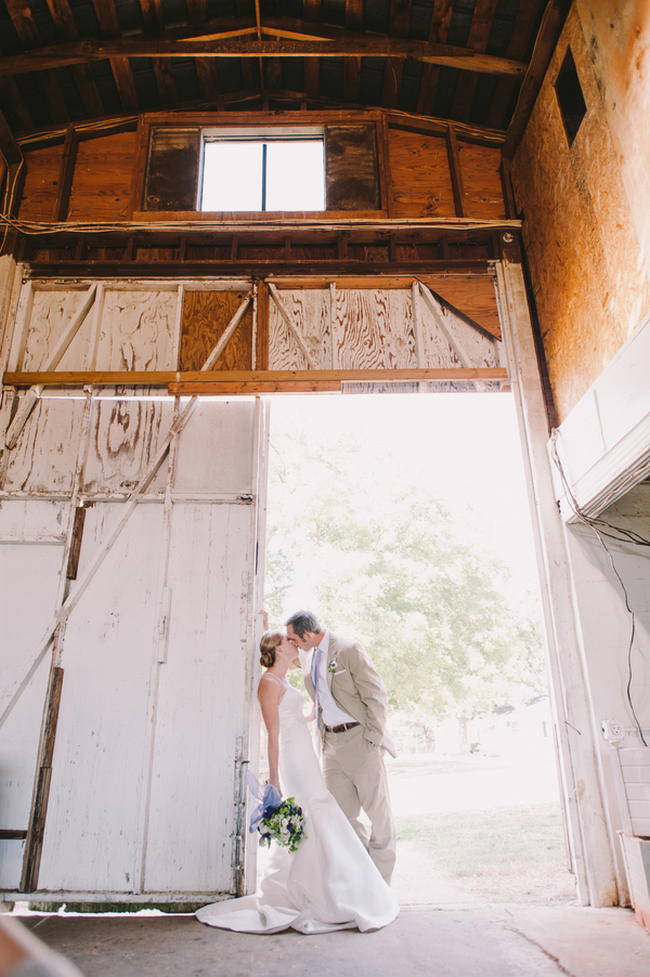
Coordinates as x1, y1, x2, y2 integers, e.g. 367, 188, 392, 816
322, 723, 396, 884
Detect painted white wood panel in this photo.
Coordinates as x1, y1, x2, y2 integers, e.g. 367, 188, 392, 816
268, 289, 331, 370
172, 400, 256, 496
334, 290, 416, 370
143, 502, 253, 893
19, 288, 95, 372
419, 298, 499, 369
82, 399, 174, 498
95, 289, 178, 371
37, 503, 165, 893
2, 397, 85, 495
0, 538, 62, 890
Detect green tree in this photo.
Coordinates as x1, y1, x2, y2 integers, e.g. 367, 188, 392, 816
265, 419, 545, 723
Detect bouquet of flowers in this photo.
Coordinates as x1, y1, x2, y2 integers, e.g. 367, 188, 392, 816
247, 772, 306, 853
258, 796, 306, 852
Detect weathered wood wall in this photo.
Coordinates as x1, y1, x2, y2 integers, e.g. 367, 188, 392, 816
510, 2, 650, 423
14, 111, 507, 224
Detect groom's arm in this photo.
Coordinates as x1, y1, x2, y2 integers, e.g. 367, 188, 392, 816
344, 643, 389, 748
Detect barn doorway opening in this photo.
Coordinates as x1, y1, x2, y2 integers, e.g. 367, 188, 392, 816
264, 390, 576, 905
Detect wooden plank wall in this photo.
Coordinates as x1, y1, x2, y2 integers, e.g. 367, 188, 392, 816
510, 3, 650, 423
14, 112, 507, 224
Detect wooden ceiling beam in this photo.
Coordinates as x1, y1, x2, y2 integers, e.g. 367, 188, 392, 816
416, 0, 453, 116
0, 35, 527, 77
4, 0, 40, 44
345, 0, 363, 30
381, 0, 413, 109
503, 0, 571, 157
450, 0, 501, 121
139, 0, 165, 34
0, 80, 34, 132
486, 1, 545, 131
0, 110, 23, 165
110, 57, 140, 111
91, 0, 121, 36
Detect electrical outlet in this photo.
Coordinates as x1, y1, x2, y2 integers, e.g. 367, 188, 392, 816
601, 720, 625, 744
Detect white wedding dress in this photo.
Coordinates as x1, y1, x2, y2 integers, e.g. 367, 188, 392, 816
196, 682, 399, 934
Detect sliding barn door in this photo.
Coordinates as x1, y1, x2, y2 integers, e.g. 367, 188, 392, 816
0, 281, 268, 902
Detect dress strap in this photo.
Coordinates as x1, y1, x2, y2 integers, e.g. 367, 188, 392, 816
261, 671, 288, 690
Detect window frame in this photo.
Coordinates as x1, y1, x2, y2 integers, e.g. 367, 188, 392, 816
198, 126, 326, 213
134, 111, 387, 219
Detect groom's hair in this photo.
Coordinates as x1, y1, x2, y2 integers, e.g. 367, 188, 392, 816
286, 610, 320, 637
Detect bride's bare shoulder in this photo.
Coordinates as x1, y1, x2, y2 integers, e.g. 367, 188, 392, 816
258, 672, 287, 697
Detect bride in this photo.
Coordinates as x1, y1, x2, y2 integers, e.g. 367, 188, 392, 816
196, 629, 399, 934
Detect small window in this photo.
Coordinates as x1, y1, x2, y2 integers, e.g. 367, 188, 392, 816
199, 129, 326, 212
554, 48, 587, 147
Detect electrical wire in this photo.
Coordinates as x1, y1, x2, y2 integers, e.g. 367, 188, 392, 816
550, 429, 648, 747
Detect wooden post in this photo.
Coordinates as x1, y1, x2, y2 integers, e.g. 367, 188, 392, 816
20, 652, 65, 892
495, 256, 619, 907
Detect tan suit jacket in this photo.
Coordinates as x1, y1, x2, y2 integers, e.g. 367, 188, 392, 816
302, 631, 396, 758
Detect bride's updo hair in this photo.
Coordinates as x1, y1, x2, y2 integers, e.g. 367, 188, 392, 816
260, 629, 284, 668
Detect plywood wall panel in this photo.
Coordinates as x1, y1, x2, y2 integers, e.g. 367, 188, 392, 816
268, 289, 331, 369
19, 145, 64, 221
18, 288, 95, 371
387, 128, 456, 217
425, 275, 500, 339
334, 290, 416, 369
67, 131, 137, 220
511, 5, 650, 421
458, 143, 506, 219
96, 288, 178, 370
179, 290, 252, 371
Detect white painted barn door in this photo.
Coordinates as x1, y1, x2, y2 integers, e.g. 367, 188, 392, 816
0, 281, 268, 902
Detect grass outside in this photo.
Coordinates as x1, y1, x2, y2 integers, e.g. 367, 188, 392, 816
389, 752, 576, 905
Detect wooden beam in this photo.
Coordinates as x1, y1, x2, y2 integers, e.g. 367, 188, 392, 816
21, 662, 65, 892
5, 367, 509, 389
4, 0, 40, 43
91, 0, 121, 35
381, 0, 413, 109
503, 0, 571, 158
345, 0, 363, 30
450, 0, 501, 121
485, 0, 543, 130
0, 111, 23, 166
416, 0, 453, 116
0, 35, 527, 76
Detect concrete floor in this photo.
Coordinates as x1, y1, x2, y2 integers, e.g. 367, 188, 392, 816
19, 903, 650, 977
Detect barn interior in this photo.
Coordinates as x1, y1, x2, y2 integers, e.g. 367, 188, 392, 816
1, 0, 650, 970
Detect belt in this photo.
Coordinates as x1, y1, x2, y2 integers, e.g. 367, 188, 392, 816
324, 721, 360, 733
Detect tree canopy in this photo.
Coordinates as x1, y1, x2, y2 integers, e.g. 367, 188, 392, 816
265, 397, 546, 723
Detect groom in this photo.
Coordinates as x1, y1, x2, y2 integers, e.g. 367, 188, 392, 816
286, 610, 396, 884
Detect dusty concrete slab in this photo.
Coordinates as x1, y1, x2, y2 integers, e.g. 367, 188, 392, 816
17, 905, 650, 977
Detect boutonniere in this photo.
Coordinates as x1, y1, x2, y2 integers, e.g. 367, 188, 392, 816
327, 660, 337, 674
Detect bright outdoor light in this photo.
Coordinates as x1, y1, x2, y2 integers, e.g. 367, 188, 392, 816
201, 137, 325, 212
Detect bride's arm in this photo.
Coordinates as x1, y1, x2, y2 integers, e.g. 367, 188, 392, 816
258, 676, 283, 793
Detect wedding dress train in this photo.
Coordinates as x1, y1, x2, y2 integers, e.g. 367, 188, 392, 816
196, 682, 399, 934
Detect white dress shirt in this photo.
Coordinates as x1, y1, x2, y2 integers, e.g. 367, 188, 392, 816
313, 630, 357, 726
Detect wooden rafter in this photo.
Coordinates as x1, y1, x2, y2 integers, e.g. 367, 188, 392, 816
0, 33, 527, 77
450, 0, 501, 121
416, 0, 453, 116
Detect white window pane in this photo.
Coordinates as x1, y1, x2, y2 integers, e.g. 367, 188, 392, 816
266, 141, 325, 211
201, 142, 263, 211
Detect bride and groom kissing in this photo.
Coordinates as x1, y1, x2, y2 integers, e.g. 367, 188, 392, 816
196, 609, 399, 934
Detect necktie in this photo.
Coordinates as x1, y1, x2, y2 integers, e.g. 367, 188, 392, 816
311, 647, 322, 716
